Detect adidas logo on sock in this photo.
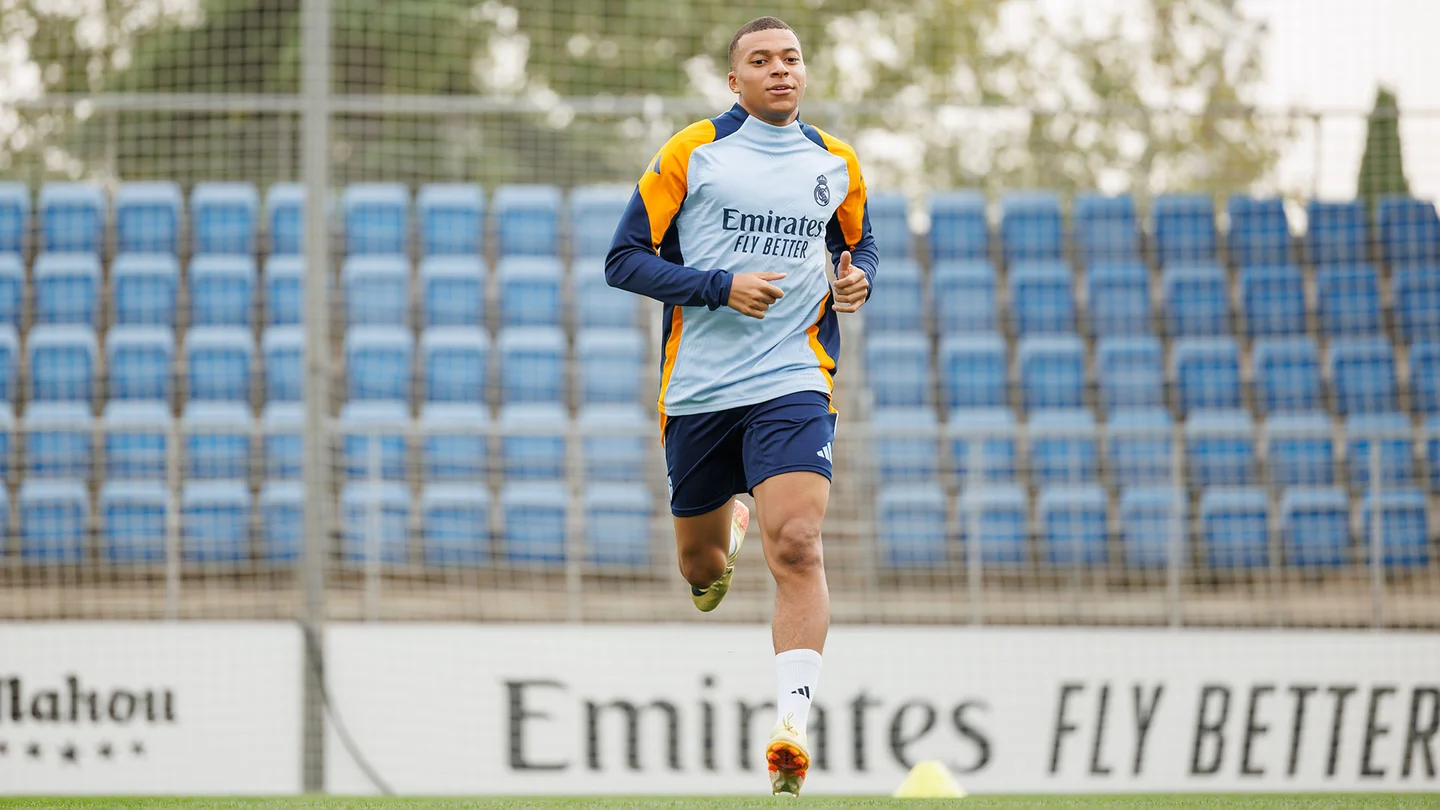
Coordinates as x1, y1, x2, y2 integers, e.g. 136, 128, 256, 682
816, 442, 832, 462
790, 686, 811, 698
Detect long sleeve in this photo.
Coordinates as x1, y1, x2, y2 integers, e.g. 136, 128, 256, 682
819, 135, 879, 300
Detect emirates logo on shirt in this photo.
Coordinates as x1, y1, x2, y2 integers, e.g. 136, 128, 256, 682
813, 175, 831, 206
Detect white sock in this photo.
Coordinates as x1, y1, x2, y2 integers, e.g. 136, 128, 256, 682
775, 649, 822, 732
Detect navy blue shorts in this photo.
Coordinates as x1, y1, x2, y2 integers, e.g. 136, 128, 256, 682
663, 390, 837, 518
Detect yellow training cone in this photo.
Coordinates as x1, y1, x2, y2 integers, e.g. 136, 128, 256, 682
892, 760, 966, 799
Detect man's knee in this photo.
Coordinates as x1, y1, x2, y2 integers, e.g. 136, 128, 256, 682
679, 546, 727, 589
769, 517, 823, 575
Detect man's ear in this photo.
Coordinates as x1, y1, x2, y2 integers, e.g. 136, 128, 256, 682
727, 71, 739, 94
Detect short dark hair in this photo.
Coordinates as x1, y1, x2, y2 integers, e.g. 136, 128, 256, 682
728, 16, 795, 69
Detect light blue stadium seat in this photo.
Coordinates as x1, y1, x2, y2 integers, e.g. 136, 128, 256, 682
932, 260, 997, 335
1226, 195, 1292, 266
39, 182, 104, 254
585, 482, 652, 567
498, 403, 566, 481
340, 481, 410, 564
422, 483, 492, 566
1029, 409, 1099, 485
182, 481, 251, 563
1412, 342, 1440, 417
1096, 336, 1163, 413
1316, 265, 1382, 336
578, 404, 648, 483
1304, 200, 1368, 267
1073, 193, 1140, 264
868, 192, 912, 260
999, 191, 1063, 263
869, 332, 932, 409
339, 401, 409, 482
1086, 262, 1151, 338
262, 403, 302, 482
1172, 337, 1242, 415
1008, 260, 1075, 336
262, 327, 303, 404
263, 256, 304, 326
959, 485, 1027, 566
191, 182, 259, 256
342, 183, 409, 256
877, 481, 948, 566
417, 183, 484, 257
1120, 487, 1184, 569
259, 481, 303, 562
107, 327, 174, 404
0, 326, 18, 404
419, 256, 486, 329
344, 326, 412, 403
34, 252, 101, 327
115, 182, 182, 254
1038, 485, 1107, 566
494, 184, 561, 257
182, 402, 251, 481
867, 259, 923, 333
499, 327, 566, 406
570, 184, 631, 259
939, 334, 1005, 410
1265, 413, 1336, 488
19, 480, 89, 562
190, 255, 257, 328
946, 408, 1018, 484
1345, 413, 1415, 488
1185, 410, 1258, 487
498, 256, 564, 328
1162, 263, 1230, 338
1361, 490, 1430, 568
28, 325, 97, 404
343, 255, 409, 327
99, 481, 167, 563
186, 327, 253, 404
1152, 193, 1217, 265
24, 403, 93, 480
0, 182, 28, 255
1017, 335, 1085, 412
0, 255, 21, 325
928, 191, 988, 261
104, 401, 170, 482
574, 257, 640, 329
1240, 264, 1306, 337
1427, 417, 1440, 493
578, 328, 645, 406
1392, 266, 1440, 342
265, 183, 304, 256
1329, 338, 1398, 415
1280, 487, 1350, 568
422, 327, 488, 406
112, 253, 180, 327
1200, 487, 1269, 568
1378, 196, 1440, 266
501, 480, 568, 563
1107, 409, 1174, 488
1253, 337, 1322, 415
419, 403, 490, 482
0, 404, 12, 481
871, 407, 939, 484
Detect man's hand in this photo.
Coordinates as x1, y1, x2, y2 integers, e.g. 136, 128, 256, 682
830, 251, 869, 313
727, 271, 786, 319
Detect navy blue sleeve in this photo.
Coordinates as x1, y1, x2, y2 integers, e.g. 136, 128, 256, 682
826, 201, 879, 300
604, 187, 733, 311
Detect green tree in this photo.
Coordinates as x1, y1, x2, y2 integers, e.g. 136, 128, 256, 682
1357, 86, 1409, 212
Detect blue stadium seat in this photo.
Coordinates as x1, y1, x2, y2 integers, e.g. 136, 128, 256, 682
0, 326, 18, 404
870, 332, 933, 409
1185, 410, 1258, 487
1316, 265, 1382, 336
417, 183, 484, 257
343, 256, 409, 327
494, 184, 561, 257
1009, 260, 1075, 336
115, 181, 182, 254
190, 255, 257, 328
186, 327, 253, 404
1265, 413, 1336, 488
1378, 196, 1440, 266
1329, 338, 1398, 415
501, 480, 568, 563
104, 401, 170, 482
1152, 193, 1217, 265
191, 182, 258, 256
1361, 490, 1430, 568
342, 183, 410, 256
499, 327, 565, 406
1017, 335, 1084, 412
182, 481, 251, 563
419, 255, 486, 329
34, 252, 100, 327
1161, 263, 1230, 338
262, 327, 303, 405
340, 481, 410, 564
1073, 193, 1140, 264
498, 403, 566, 481
107, 327, 175, 403
339, 401, 409, 482
263, 256, 304, 326
99, 481, 167, 562
344, 326, 412, 403
262, 403, 302, 482
111, 253, 180, 327
1000, 191, 1063, 263
419, 403, 489, 482
259, 481, 302, 562
938, 334, 1004, 411
0, 254, 21, 325
1253, 337, 1322, 415
932, 260, 997, 335
1107, 409, 1174, 488
1172, 337, 1242, 415
868, 192, 912, 260
871, 407, 939, 484
421, 483, 492, 566
1120, 487, 1184, 569
19, 480, 89, 562
577, 328, 645, 406
1200, 487, 1269, 568
1304, 200, 1368, 266
1086, 262, 1151, 338
877, 482, 948, 566
265, 183, 304, 256
585, 482, 653, 566
958, 485, 1028, 566
1412, 342, 1440, 416
498, 256, 563, 328
866, 259, 923, 333
422, 327, 488, 406
578, 404, 648, 483
1096, 336, 1164, 413
24, 403, 92, 480
1028, 409, 1099, 485
39, 182, 104, 254
1240, 264, 1306, 337
1280, 487, 1350, 568
182, 402, 251, 481
574, 258, 639, 330
1226, 195, 1292, 266
1392, 266, 1440, 342
928, 191, 988, 261
570, 184, 631, 259
1345, 413, 1415, 488
1037, 485, 1107, 566
0, 402, 10, 480
1429, 417, 1440, 493
946, 408, 1018, 484
0, 182, 28, 255
28, 325, 97, 404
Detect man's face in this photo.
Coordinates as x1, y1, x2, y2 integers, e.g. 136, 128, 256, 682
728, 28, 807, 125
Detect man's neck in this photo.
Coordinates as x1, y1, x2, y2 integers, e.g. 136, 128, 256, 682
737, 98, 798, 127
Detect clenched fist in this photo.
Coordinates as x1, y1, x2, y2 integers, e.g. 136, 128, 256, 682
830, 251, 869, 313
727, 271, 787, 319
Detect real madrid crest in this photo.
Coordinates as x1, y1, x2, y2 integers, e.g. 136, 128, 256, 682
814, 175, 831, 207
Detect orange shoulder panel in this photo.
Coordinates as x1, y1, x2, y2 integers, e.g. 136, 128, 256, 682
636, 120, 717, 252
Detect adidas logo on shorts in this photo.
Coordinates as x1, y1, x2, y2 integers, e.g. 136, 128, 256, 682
816, 442, 832, 463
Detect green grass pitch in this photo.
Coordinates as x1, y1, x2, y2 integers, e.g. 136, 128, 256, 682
1, 797, 1436, 809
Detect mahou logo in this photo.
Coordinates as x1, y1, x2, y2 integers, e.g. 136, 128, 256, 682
0, 674, 177, 766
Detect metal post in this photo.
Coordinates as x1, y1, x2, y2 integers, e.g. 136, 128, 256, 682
1166, 427, 1184, 627
1370, 442, 1384, 629
965, 438, 982, 626
164, 418, 181, 620
365, 434, 382, 622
